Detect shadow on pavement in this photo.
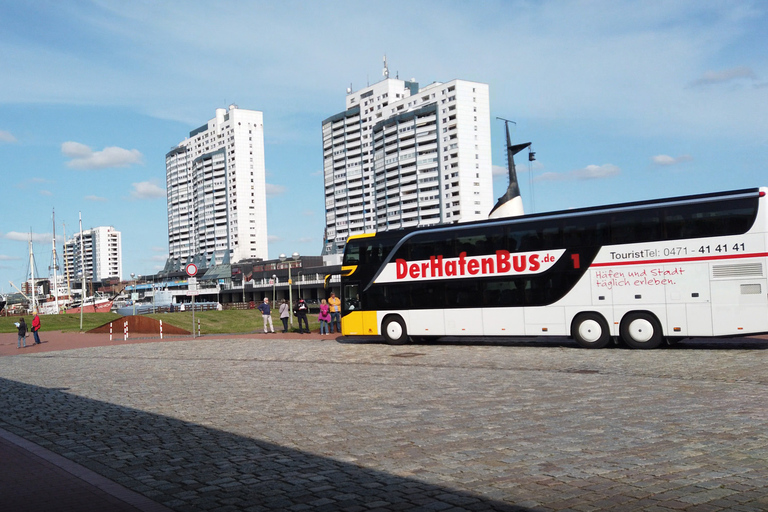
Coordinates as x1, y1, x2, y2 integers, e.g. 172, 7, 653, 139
0, 377, 526, 511
338, 335, 768, 350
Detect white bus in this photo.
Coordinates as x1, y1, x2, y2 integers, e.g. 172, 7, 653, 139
339, 187, 768, 348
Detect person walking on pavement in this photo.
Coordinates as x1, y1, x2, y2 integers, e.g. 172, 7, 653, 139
279, 299, 290, 333
294, 298, 309, 334
257, 298, 276, 333
31, 311, 42, 344
318, 299, 331, 335
16, 317, 27, 348
328, 292, 341, 334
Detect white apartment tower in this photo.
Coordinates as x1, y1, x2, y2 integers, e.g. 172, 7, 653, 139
62, 226, 122, 282
165, 105, 268, 270
322, 73, 494, 254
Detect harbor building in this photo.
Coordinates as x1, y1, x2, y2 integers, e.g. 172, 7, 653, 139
321, 68, 494, 255
62, 226, 122, 282
164, 104, 268, 271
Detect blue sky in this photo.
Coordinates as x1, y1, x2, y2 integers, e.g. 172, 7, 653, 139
1, 0, 766, 292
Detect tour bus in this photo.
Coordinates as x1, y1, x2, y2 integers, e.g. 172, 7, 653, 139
339, 187, 768, 348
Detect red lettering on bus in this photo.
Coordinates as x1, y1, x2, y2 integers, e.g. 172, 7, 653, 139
458, 252, 467, 275
409, 263, 420, 279
467, 259, 479, 275
528, 254, 540, 272
430, 255, 443, 277
481, 256, 494, 274
513, 255, 526, 272
396, 259, 407, 279
497, 250, 511, 272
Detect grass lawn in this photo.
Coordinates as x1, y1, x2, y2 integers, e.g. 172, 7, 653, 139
0, 310, 324, 335
0, 312, 122, 333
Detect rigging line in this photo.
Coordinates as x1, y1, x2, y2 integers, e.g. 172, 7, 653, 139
528, 156, 534, 213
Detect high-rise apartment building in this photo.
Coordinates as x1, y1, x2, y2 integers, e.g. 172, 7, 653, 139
63, 226, 122, 282
322, 73, 494, 255
165, 105, 268, 270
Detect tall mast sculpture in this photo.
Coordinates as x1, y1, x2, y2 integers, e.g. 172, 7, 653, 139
488, 118, 534, 219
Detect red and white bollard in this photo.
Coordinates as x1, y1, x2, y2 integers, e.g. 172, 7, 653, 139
197, 319, 201, 337
124, 320, 129, 341
159, 320, 163, 339
109, 322, 113, 342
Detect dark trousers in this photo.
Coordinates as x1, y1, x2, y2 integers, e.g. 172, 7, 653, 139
281, 317, 289, 332
33, 330, 41, 344
297, 314, 309, 333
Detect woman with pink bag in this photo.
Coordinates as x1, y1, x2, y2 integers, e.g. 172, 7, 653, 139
318, 299, 331, 335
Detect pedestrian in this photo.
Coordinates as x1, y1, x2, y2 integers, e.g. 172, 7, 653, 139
294, 298, 309, 334
318, 299, 331, 335
16, 317, 27, 349
279, 299, 290, 333
328, 292, 341, 333
31, 310, 41, 345
257, 298, 275, 333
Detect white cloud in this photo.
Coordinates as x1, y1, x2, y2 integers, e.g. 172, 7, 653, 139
0, 130, 17, 143
268, 235, 282, 243
62, 141, 143, 169
0, 255, 20, 261
84, 194, 108, 202
535, 164, 620, 182
39, 190, 53, 196
652, 154, 693, 166
130, 181, 165, 199
266, 183, 287, 197
492, 165, 508, 177
688, 66, 758, 87
4, 231, 52, 243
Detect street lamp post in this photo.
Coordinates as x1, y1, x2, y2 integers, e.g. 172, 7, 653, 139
130, 273, 136, 316
297, 271, 303, 300
279, 252, 300, 327
272, 274, 277, 304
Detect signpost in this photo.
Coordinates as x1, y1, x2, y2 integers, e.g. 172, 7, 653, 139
186, 264, 198, 337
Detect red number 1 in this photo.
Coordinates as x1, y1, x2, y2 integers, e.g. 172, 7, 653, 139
571, 254, 580, 269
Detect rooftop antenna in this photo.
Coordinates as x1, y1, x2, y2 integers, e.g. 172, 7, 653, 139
488, 117, 532, 219
383, 55, 389, 79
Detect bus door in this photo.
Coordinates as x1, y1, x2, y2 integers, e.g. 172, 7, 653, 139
341, 282, 377, 335
709, 260, 768, 336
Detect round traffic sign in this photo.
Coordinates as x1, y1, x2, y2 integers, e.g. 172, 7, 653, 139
185, 263, 198, 277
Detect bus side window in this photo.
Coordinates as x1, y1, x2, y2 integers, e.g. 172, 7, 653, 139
344, 284, 360, 311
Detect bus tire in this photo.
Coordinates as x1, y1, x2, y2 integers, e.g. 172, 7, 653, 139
382, 315, 408, 345
620, 312, 663, 349
571, 313, 611, 349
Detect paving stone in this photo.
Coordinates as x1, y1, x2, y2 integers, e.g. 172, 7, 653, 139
1, 336, 768, 510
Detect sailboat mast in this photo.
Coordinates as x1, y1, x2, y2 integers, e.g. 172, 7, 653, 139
51, 208, 59, 314
29, 230, 36, 313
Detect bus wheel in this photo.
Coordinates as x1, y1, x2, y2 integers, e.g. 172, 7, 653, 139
571, 313, 610, 349
382, 316, 408, 345
620, 312, 663, 349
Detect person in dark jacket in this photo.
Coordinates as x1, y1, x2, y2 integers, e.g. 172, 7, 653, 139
17, 317, 27, 349
256, 298, 275, 333
294, 298, 309, 334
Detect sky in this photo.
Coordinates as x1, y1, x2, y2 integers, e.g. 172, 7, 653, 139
1, 0, 767, 293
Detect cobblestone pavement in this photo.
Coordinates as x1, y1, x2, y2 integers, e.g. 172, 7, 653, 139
1, 335, 768, 511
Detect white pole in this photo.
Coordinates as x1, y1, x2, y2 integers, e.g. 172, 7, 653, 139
29, 231, 36, 314
160, 320, 163, 339
51, 209, 59, 314
79, 212, 86, 331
